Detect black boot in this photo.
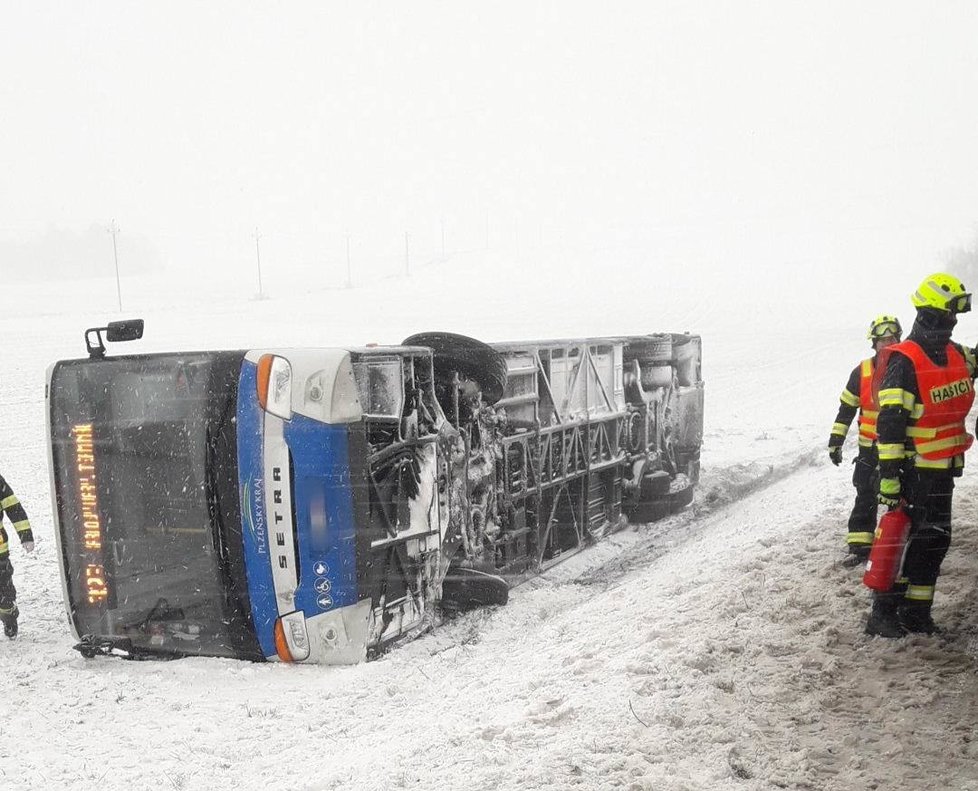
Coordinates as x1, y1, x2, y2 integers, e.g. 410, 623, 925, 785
900, 601, 939, 635
0, 605, 18, 639
865, 593, 905, 638
842, 544, 871, 568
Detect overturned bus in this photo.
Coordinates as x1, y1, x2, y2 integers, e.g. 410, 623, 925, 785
46, 321, 704, 664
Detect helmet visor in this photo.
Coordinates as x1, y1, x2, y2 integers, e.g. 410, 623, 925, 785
869, 320, 901, 339
951, 293, 972, 313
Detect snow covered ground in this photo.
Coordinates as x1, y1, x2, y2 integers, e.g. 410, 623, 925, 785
4, 252, 978, 790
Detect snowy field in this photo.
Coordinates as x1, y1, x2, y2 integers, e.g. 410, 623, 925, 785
4, 252, 978, 791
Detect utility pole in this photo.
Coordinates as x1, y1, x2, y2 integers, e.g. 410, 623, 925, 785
108, 219, 122, 311
345, 233, 352, 288
404, 231, 410, 276
253, 227, 264, 299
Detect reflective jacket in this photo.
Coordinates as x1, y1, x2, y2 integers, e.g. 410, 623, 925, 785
856, 358, 879, 444
877, 340, 975, 467
0, 475, 32, 557
829, 358, 879, 449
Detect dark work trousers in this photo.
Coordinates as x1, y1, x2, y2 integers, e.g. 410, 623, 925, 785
900, 468, 954, 589
847, 444, 879, 546
0, 555, 15, 611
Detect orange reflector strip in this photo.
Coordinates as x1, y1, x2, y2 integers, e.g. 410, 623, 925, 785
257, 354, 274, 410
273, 618, 294, 662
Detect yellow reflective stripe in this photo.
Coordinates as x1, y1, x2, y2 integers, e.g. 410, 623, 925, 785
861, 359, 873, 377
937, 421, 964, 431
846, 532, 874, 547
859, 414, 878, 439
878, 388, 914, 410
861, 409, 879, 419
913, 455, 955, 469
905, 585, 935, 602
907, 422, 965, 438
831, 422, 848, 437
0, 495, 17, 510
877, 388, 903, 406
840, 390, 860, 407
915, 435, 970, 454
12, 520, 30, 534
857, 436, 875, 448
878, 442, 906, 461
906, 426, 937, 438
910, 403, 924, 419
879, 478, 901, 495
0, 606, 13, 616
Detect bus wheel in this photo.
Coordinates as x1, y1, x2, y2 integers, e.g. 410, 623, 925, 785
626, 497, 671, 524
402, 331, 507, 406
625, 470, 672, 524
440, 563, 509, 612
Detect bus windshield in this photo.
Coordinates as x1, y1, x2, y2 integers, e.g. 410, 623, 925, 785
49, 351, 260, 658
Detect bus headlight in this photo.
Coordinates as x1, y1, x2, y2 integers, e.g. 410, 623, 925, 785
273, 611, 310, 662
257, 354, 293, 420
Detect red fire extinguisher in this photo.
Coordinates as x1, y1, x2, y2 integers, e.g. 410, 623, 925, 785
863, 505, 911, 591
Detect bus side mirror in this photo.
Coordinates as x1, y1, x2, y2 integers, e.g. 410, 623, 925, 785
85, 318, 145, 359
106, 319, 144, 342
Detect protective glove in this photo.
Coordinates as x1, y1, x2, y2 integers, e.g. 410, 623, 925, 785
828, 447, 843, 466
878, 477, 901, 508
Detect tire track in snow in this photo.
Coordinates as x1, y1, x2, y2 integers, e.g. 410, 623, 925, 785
549, 444, 827, 593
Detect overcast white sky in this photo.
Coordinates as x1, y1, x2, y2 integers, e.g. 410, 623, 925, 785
2, 1, 978, 290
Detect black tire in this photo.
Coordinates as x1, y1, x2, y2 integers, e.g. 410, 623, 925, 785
626, 497, 671, 524
669, 479, 695, 512
403, 331, 508, 406
624, 334, 672, 364
639, 470, 671, 498
440, 566, 510, 611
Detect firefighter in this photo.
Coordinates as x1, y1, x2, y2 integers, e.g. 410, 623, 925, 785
0, 473, 34, 639
865, 273, 976, 637
829, 314, 903, 563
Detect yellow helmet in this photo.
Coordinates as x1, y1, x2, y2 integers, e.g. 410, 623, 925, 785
867, 314, 902, 341
911, 273, 972, 313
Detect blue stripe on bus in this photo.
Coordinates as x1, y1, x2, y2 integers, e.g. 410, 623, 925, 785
283, 415, 358, 616
237, 360, 359, 658
236, 361, 278, 658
